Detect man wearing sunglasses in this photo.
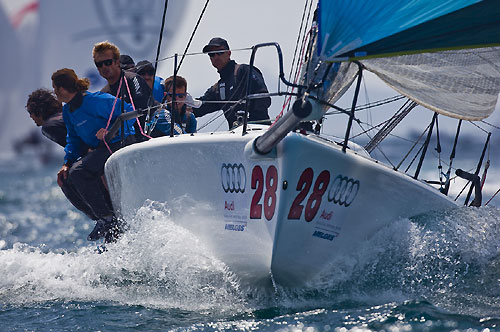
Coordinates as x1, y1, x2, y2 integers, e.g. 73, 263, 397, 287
92, 41, 154, 142
148, 75, 197, 137
194, 37, 271, 129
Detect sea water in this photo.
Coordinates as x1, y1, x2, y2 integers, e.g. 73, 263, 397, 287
0, 143, 499, 332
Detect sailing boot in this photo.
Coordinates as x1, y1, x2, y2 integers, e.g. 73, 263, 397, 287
104, 218, 128, 243
87, 215, 121, 241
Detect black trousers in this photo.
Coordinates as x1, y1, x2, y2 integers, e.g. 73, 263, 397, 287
60, 136, 135, 220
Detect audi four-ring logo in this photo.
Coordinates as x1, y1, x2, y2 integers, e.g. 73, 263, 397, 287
327, 175, 360, 207
221, 163, 246, 193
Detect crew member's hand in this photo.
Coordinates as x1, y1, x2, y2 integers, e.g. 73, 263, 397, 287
57, 164, 69, 187
185, 93, 202, 108
96, 128, 108, 140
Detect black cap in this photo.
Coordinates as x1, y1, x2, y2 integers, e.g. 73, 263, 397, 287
202, 37, 229, 53
135, 60, 155, 75
119, 55, 135, 70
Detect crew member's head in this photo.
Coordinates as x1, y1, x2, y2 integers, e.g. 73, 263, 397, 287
136, 60, 155, 89
26, 88, 62, 126
51, 68, 90, 103
119, 54, 135, 71
92, 40, 121, 84
163, 75, 187, 113
202, 37, 231, 71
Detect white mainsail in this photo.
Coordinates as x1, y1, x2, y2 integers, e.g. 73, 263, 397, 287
361, 48, 500, 120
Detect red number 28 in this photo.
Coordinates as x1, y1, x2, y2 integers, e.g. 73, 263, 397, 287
250, 165, 278, 220
288, 168, 330, 222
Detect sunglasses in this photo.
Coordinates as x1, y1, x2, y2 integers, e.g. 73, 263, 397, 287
165, 92, 187, 98
95, 59, 114, 68
208, 51, 226, 58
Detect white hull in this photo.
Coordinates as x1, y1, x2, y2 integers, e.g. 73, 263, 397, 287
105, 125, 456, 287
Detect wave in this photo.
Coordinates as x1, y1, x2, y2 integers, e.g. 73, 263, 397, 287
273, 206, 500, 317
1, 199, 499, 319
0, 201, 246, 313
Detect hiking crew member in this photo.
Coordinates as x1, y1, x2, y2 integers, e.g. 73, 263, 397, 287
25, 88, 67, 148
93, 41, 153, 142
194, 37, 271, 129
52, 68, 135, 243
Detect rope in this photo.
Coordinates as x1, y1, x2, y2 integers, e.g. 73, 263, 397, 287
177, 0, 210, 71
481, 160, 490, 189
434, 115, 443, 189
102, 78, 124, 154
485, 188, 500, 206
123, 76, 152, 140
149, 0, 169, 107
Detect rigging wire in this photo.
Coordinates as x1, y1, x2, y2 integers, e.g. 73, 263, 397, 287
324, 95, 405, 115
481, 119, 500, 130
176, 0, 210, 72
468, 120, 490, 134
284, 0, 311, 94
282, 0, 315, 111
354, 120, 393, 166
274, 27, 312, 124
158, 47, 253, 63
363, 99, 416, 153
152, 0, 169, 84
361, 71, 372, 128
143, 0, 169, 124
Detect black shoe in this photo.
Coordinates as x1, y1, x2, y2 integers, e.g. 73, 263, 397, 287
104, 219, 127, 243
87, 218, 115, 241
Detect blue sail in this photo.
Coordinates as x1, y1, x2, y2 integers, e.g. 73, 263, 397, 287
318, 0, 500, 60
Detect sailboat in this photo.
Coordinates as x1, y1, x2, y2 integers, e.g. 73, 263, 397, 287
104, 0, 500, 287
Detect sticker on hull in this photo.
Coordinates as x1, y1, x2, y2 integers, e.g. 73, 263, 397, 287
221, 163, 248, 231
285, 167, 361, 241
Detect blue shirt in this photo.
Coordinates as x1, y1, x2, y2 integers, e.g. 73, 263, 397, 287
63, 91, 135, 164
153, 76, 165, 103
149, 108, 197, 136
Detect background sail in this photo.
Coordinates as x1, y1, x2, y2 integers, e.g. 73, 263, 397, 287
0, 0, 185, 157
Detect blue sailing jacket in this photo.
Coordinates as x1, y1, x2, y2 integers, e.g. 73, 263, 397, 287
153, 76, 165, 103
150, 108, 197, 137
62, 91, 135, 164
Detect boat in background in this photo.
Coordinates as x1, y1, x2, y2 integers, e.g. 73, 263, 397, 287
105, 0, 500, 287
0, 0, 185, 158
